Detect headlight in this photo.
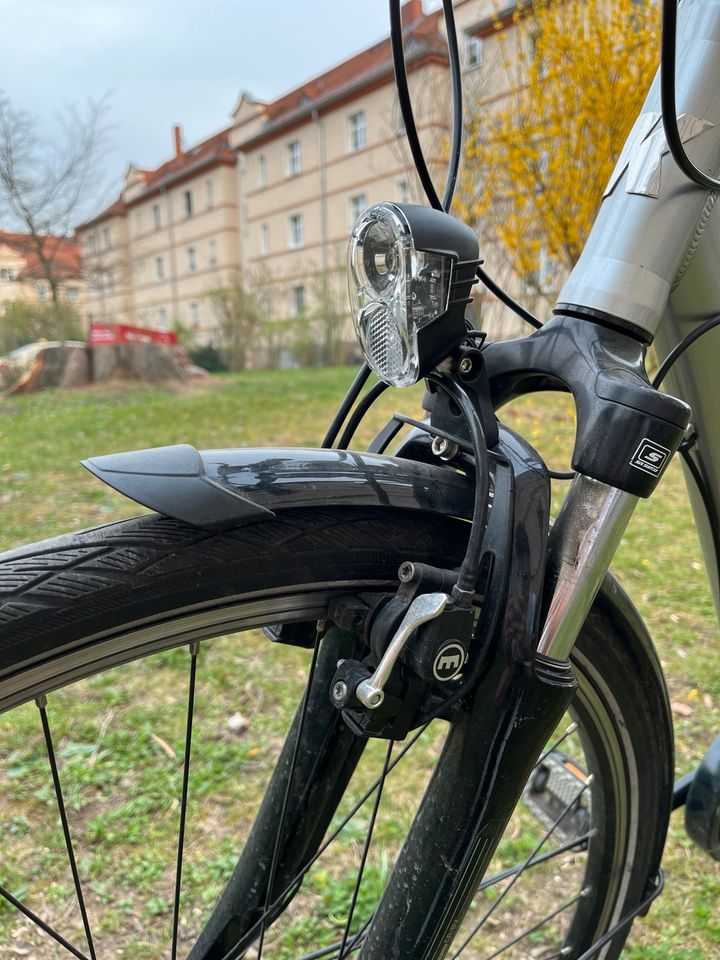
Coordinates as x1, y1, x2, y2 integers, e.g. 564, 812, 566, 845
349, 202, 480, 387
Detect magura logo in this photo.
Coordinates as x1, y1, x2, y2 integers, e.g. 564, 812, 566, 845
630, 439, 671, 477
432, 642, 466, 682
604, 112, 714, 199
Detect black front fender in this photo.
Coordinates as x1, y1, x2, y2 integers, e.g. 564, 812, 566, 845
82, 444, 475, 532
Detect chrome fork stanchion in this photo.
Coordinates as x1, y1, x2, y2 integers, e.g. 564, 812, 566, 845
538, 474, 638, 661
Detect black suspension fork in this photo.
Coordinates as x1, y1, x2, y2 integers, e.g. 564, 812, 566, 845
363, 316, 691, 958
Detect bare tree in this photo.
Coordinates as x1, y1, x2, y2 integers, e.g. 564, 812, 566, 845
0, 91, 111, 321
204, 268, 268, 371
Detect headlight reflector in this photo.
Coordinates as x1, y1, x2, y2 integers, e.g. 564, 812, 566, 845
349, 202, 479, 387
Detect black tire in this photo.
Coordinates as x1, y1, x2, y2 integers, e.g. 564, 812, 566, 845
0, 507, 673, 960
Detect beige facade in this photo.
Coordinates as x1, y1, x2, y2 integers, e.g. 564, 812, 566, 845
76, 0, 532, 359
79, 128, 239, 341
0, 233, 85, 314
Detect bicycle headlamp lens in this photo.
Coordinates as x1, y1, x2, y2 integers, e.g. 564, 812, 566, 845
348, 202, 479, 388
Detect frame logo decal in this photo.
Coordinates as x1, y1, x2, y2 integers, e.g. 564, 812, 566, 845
603, 112, 714, 199
432, 642, 466, 682
630, 439, 671, 477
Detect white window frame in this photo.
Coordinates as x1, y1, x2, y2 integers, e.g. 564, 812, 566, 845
189, 301, 200, 326
287, 140, 302, 177
183, 190, 193, 218
187, 246, 197, 273
348, 110, 367, 151
465, 35, 484, 69
155, 255, 165, 280
349, 193, 368, 228
397, 180, 410, 203
260, 223, 270, 255
208, 237, 218, 267
206, 178, 214, 210
258, 154, 268, 187
289, 212, 304, 249
292, 284, 306, 316
158, 306, 168, 330
153, 204, 161, 230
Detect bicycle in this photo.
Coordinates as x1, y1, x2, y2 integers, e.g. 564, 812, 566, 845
1, 1, 719, 958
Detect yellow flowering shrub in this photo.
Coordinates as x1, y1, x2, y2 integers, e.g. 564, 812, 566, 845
458, 0, 661, 295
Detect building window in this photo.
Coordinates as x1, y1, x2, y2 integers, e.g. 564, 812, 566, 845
258, 154, 268, 187
37, 281, 48, 300
106, 271, 115, 295
86, 234, 97, 255
0, 267, 14, 282
189, 301, 200, 327
287, 140, 302, 177
348, 110, 367, 151
260, 223, 270, 254
187, 246, 197, 272
183, 190, 193, 218
349, 193, 368, 228
156, 256, 165, 280
206, 178, 214, 210
65, 286, 79, 302
134, 209, 142, 232
102, 227, 111, 249
292, 285, 306, 316
398, 180, 410, 203
153, 204, 161, 229
289, 213, 304, 248
465, 35, 484, 69
158, 307, 168, 330
208, 237, 218, 267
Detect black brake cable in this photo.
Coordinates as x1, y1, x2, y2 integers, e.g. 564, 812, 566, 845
652, 313, 720, 389
661, 0, 720, 192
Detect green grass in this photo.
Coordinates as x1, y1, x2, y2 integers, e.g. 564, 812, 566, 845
0, 369, 718, 958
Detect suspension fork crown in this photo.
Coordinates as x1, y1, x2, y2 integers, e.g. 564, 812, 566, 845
538, 474, 638, 661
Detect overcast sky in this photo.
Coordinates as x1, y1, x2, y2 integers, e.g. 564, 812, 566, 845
0, 0, 441, 221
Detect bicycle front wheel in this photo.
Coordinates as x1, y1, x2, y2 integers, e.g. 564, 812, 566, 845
0, 506, 672, 959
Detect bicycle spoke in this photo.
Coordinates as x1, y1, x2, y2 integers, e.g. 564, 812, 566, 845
337, 739, 394, 959
480, 887, 588, 960
533, 721, 578, 770
219, 723, 432, 960
36, 694, 97, 960
255, 624, 324, 959
449, 776, 594, 959
170, 641, 200, 960
0, 882, 90, 960
477, 830, 593, 892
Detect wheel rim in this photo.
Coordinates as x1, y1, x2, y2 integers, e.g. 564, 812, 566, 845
0, 586, 635, 960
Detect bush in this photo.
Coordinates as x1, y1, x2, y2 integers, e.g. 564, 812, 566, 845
0, 301, 84, 357
189, 344, 228, 373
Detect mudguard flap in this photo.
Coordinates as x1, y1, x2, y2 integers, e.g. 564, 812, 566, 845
82, 443, 475, 532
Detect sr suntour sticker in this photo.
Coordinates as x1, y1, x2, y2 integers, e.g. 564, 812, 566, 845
629, 438, 671, 477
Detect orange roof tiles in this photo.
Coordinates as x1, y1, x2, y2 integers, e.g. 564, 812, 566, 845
0, 231, 82, 279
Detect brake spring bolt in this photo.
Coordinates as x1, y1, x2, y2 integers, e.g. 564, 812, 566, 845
458, 357, 473, 374
332, 681, 348, 703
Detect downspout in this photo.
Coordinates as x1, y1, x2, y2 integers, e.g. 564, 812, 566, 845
163, 186, 180, 327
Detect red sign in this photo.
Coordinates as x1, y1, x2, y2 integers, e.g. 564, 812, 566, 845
89, 323, 177, 346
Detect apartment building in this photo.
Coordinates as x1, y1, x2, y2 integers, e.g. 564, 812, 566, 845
77, 0, 524, 357
79, 126, 239, 340
0, 232, 84, 312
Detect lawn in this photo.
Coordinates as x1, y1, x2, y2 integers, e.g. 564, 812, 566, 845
0, 367, 718, 958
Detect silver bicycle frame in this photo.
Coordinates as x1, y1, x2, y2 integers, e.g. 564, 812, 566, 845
541, 0, 720, 653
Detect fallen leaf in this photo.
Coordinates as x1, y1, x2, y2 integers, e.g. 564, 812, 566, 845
226, 712, 249, 735
671, 701, 693, 718
150, 733, 177, 758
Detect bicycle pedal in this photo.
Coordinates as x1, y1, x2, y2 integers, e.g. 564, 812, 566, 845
523, 751, 591, 844
685, 734, 720, 861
